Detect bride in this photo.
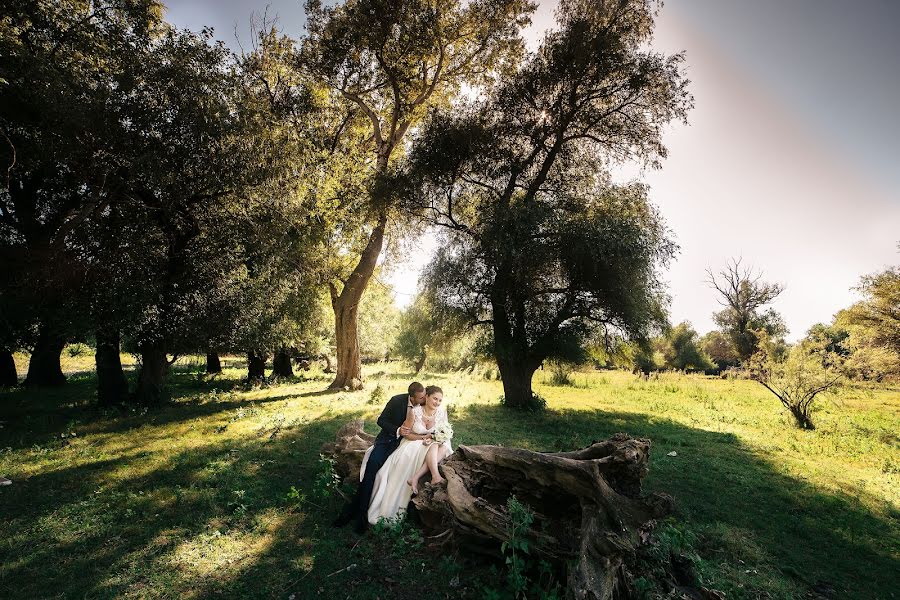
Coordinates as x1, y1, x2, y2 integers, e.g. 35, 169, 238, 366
364, 385, 452, 525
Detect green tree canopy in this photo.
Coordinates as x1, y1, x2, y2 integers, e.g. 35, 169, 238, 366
660, 322, 714, 372
299, 0, 534, 390
405, 0, 692, 408
843, 266, 900, 356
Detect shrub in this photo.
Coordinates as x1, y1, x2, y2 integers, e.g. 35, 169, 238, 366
748, 337, 842, 430
368, 382, 386, 405
65, 343, 92, 358
547, 361, 575, 386
499, 392, 546, 412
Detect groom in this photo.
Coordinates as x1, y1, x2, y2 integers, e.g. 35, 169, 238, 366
333, 381, 427, 533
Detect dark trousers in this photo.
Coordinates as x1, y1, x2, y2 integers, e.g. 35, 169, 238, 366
351, 440, 396, 530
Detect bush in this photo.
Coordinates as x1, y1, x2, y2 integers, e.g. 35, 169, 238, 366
368, 382, 386, 405
547, 361, 575, 386
65, 343, 92, 358
499, 392, 547, 412
748, 337, 842, 430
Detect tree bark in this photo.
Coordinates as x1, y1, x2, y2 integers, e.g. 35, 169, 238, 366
95, 329, 128, 406
23, 326, 66, 387
497, 356, 539, 409
320, 419, 377, 486
0, 349, 17, 387
329, 214, 388, 391
414, 352, 427, 374
791, 407, 816, 430
247, 350, 266, 381
133, 342, 169, 406
272, 347, 293, 378
206, 352, 222, 374
491, 290, 542, 409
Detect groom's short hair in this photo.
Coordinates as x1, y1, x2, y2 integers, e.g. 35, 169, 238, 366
408, 382, 425, 396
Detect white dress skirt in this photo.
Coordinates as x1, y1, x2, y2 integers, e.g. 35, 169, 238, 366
363, 404, 452, 525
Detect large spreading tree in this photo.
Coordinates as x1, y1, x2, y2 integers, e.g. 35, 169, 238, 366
405, 0, 692, 408
300, 0, 533, 389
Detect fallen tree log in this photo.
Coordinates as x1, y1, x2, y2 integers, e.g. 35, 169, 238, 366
322, 423, 677, 599
320, 419, 375, 486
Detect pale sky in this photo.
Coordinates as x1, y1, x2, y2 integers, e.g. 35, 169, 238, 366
165, 0, 900, 340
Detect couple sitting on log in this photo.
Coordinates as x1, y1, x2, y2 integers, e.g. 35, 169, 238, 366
333, 381, 453, 534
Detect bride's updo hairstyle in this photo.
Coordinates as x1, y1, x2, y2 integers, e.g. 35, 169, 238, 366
425, 385, 443, 396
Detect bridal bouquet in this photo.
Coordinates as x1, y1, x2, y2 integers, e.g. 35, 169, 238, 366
432, 422, 454, 444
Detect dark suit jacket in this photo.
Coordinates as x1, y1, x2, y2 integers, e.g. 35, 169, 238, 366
374, 393, 411, 449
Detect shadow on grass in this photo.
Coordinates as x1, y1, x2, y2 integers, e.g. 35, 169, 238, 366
1, 386, 897, 599
0, 409, 365, 599
451, 403, 899, 599
0, 369, 341, 448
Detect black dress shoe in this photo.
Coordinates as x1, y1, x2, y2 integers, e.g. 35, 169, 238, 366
332, 513, 352, 528
332, 504, 354, 528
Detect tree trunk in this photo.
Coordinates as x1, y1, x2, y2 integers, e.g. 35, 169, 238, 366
206, 352, 222, 374
133, 342, 169, 406
0, 349, 17, 387
491, 292, 541, 409
497, 357, 539, 409
272, 347, 293, 378
247, 350, 266, 381
95, 329, 128, 406
322, 353, 334, 373
791, 407, 816, 430
332, 302, 363, 389
23, 326, 66, 387
414, 351, 427, 374
329, 214, 388, 391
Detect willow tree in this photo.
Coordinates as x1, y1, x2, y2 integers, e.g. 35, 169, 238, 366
300, 0, 533, 390
406, 0, 692, 409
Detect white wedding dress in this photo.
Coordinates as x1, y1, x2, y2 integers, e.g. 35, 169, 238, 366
364, 404, 452, 525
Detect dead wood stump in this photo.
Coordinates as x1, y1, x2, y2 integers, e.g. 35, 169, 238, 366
322, 423, 674, 600
320, 419, 375, 485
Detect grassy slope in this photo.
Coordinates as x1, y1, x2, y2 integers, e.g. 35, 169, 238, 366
0, 361, 897, 599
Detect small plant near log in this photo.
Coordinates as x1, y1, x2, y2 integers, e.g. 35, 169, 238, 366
371, 514, 424, 554
630, 520, 711, 598
313, 454, 342, 499
284, 485, 307, 507
483, 496, 562, 600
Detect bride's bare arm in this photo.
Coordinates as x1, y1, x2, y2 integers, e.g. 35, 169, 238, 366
401, 407, 433, 441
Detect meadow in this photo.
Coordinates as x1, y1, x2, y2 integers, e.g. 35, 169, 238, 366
1, 358, 897, 599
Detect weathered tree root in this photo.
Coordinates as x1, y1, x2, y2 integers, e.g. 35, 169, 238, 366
323, 424, 675, 599
320, 419, 375, 486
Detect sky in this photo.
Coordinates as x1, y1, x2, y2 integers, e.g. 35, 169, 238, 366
164, 0, 900, 340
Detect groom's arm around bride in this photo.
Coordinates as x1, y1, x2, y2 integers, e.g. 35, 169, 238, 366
332, 381, 426, 533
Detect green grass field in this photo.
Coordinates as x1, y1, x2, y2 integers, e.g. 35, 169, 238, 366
1, 359, 898, 599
